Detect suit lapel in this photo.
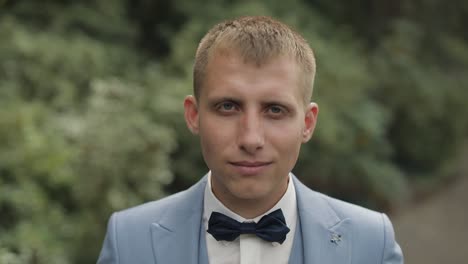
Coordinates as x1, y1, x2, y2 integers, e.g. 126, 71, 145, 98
150, 175, 352, 263
151, 177, 208, 264
293, 176, 352, 264
288, 217, 304, 263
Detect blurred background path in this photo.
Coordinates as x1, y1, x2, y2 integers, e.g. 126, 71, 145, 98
393, 159, 468, 263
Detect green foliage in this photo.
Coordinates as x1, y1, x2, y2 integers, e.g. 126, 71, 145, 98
0, 1, 176, 262
372, 20, 468, 175
291, 18, 407, 209
68, 79, 176, 263
1, 0, 467, 263
0, 100, 76, 263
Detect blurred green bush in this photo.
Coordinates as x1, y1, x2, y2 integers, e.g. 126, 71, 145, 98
1, 0, 467, 263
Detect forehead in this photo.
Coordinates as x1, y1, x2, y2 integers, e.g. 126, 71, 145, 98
201, 51, 305, 106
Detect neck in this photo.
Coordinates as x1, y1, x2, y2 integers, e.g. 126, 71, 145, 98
210, 177, 289, 219
224, 196, 283, 219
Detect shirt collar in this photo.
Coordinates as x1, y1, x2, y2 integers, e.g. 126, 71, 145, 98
203, 171, 297, 236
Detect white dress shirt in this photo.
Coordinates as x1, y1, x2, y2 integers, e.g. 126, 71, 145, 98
203, 172, 297, 264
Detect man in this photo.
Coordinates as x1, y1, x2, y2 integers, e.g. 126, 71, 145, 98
97, 16, 403, 264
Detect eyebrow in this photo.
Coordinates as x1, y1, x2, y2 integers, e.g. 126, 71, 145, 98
206, 96, 242, 105
206, 96, 296, 110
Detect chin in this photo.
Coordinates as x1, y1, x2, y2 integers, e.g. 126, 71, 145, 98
230, 186, 270, 201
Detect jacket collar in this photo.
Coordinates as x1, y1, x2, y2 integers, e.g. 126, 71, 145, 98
150, 176, 208, 264
293, 176, 352, 263
150, 175, 351, 264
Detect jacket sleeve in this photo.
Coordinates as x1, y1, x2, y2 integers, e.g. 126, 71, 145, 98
381, 213, 404, 264
97, 213, 119, 264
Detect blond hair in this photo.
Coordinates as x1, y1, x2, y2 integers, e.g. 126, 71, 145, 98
193, 16, 316, 104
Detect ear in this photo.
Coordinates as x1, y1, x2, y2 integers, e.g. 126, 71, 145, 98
302, 102, 319, 143
184, 95, 200, 134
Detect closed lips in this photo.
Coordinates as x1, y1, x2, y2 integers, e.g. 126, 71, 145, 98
230, 161, 272, 167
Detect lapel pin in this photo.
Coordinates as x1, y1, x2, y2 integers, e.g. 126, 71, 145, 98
330, 233, 342, 245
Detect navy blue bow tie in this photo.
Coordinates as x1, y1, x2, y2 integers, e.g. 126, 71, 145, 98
207, 209, 290, 244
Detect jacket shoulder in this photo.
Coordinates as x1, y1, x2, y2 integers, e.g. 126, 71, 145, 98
97, 178, 207, 264
315, 192, 403, 263
293, 176, 402, 263
114, 177, 207, 226
319, 192, 382, 222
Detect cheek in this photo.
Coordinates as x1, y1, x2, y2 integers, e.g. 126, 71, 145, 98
199, 118, 233, 156
267, 122, 304, 164
268, 122, 304, 147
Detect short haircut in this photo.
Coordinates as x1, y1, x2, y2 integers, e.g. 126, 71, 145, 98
193, 16, 316, 104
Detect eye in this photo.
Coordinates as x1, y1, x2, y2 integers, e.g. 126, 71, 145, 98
269, 105, 283, 114
221, 102, 235, 111
266, 104, 291, 119
267, 105, 287, 116
215, 101, 238, 113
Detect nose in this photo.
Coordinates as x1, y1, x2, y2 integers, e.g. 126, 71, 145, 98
237, 110, 264, 154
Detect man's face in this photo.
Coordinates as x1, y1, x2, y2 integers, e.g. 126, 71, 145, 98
184, 51, 318, 215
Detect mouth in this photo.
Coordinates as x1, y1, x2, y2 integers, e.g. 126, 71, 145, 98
228, 161, 273, 175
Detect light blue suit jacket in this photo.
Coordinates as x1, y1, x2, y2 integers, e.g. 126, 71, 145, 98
97, 175, 403, 263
